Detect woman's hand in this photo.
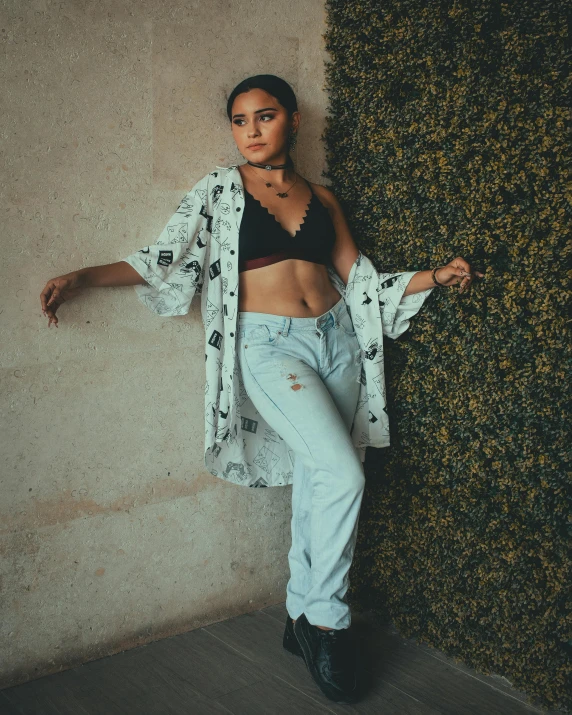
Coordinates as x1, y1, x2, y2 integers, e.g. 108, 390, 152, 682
40, 271, 85, 328
434, 257, 484, 294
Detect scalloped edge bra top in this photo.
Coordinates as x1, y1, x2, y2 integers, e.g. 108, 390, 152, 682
238, 178, 337, 273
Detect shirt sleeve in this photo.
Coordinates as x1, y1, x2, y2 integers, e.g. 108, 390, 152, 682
120, 173, 211, 316
377, 270, 435, 340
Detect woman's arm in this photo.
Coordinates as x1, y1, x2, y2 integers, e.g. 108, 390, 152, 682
405, 259, 484, 294
76, 261, 147, 288
41, 172, 212, 327
40, 262, 147, 327
402, 268, 439, 296
319, 183, 437, 293
314, 185, 359, 286
315, 184, 482, 295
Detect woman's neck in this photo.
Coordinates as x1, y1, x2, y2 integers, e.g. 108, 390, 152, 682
241, 162, 296, 187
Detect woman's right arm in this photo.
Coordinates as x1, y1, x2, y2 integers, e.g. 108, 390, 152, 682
41, 170, 213, 326
76, 261, 147, 288
40, 261, 146, 327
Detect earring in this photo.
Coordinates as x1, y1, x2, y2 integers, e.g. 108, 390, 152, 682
287, 130, 298, 151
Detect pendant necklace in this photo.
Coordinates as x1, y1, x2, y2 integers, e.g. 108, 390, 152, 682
246, 163, 298, 198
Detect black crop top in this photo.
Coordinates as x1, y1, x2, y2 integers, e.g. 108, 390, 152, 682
238, 178, 337, 273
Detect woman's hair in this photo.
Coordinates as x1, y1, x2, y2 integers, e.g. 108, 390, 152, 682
226, 74, 298, 123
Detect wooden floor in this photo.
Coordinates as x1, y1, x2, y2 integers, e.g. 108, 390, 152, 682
0, 602, 560, 714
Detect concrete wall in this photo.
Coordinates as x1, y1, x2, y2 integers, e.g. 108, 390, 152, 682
0, 0, 330, 687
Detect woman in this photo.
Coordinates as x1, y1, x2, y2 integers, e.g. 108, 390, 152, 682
39, 74, 483, 704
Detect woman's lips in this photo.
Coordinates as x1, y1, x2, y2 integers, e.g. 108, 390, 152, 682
248, 144, 265, 150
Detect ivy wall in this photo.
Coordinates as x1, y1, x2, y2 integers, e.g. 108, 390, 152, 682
322, 1, 570, 710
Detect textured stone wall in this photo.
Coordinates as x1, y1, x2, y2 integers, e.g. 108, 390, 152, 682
1, 0, 330, 686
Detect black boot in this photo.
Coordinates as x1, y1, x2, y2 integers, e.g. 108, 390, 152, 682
293, 612, 360, 703
283, 614, 303, 657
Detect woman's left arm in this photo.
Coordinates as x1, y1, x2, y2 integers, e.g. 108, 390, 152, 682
404, 259, 485, 296
314, 185, 358, 285
318, 185, 484, 294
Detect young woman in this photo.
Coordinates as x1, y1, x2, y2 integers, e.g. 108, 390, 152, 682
39, 74, 483, 704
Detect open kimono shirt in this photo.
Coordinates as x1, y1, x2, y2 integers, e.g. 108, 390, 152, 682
121, 165, 435, 488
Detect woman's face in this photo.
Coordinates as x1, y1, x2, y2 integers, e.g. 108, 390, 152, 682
230, 88, 299, 164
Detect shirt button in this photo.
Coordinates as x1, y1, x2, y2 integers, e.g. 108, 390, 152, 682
230, 291, 234, 296
230, 250, 235, 255
230, 332, 234, 337
236, 207, 241, 211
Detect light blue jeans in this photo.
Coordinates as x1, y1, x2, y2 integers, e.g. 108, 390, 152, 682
237, 295, 366, 630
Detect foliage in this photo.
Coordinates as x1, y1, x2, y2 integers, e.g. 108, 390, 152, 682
322, 1, 571, 710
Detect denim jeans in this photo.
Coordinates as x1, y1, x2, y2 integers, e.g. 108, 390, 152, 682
237, 295, 366, 630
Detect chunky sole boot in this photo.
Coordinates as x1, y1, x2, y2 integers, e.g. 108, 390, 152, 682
293, 612, 360, 704
283, 614, 304, 657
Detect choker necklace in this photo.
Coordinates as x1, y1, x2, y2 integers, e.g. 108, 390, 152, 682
247, 163, 298, 198
247, 158, 292, 171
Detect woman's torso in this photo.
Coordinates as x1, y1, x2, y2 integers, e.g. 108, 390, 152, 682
237, 164, 341, 317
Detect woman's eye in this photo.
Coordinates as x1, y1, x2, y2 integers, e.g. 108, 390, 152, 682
233, 114, 274, 126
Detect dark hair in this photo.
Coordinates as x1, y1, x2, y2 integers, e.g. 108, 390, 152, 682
226, 74, 298, 123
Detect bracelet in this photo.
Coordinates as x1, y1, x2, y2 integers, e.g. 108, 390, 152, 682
432, 266, 447, 287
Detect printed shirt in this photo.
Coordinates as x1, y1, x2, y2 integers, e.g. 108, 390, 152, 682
121, 165, 435, 488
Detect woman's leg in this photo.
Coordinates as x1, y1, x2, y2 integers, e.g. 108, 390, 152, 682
237, 312, 364, 631
286, 454, 312, 623
304, 319, 363, 631
287, 321, 363, 628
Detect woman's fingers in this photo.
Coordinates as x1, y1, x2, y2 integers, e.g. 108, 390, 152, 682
458, 265, 484, 293
40, 280, 62, 316
47, 289, 60, 306
40, 276, 80, 327
40, 283, 60, 327
40, 282, 55, 312
44, 303, 58, 327
45, 312, 58, 327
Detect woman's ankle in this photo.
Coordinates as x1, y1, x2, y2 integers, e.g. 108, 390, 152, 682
291, 617, 333, 631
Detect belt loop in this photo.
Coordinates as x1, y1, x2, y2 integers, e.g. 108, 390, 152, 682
335, 299, 344, 327
329, 304, 337, 330
282, 317, 290, 336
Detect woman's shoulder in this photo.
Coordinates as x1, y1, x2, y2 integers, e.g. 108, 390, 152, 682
184, 165, 237, 195
212, 163, 241, 176
305, 178, 339, 214
204, 164, 242, 186
306, 179, 336, 206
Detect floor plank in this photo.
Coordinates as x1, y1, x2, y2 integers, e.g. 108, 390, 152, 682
216, 675, 335, 715
205, 608, 441, 714
0, 693, 24, 715
0, 602, 561, 715
263, 603, 555, 715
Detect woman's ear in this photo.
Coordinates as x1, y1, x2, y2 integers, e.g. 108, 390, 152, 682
291, 111, 301, 133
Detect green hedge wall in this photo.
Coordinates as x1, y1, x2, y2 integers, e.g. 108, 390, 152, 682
321, 0, 570, 710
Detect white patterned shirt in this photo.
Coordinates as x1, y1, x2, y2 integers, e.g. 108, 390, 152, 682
121, 165, 435, 488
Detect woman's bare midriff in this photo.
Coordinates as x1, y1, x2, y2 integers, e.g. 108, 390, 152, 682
238, 258, 342, 317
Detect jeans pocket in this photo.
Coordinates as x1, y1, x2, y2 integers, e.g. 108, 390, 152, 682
245, 324, 281, 345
